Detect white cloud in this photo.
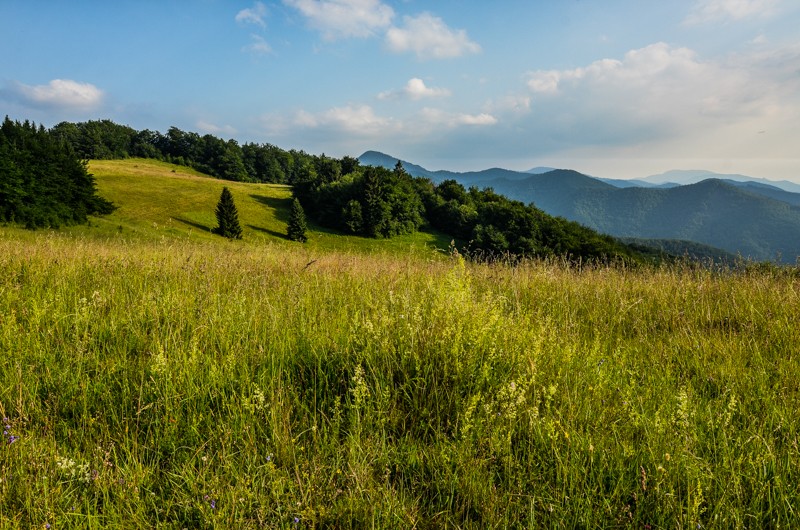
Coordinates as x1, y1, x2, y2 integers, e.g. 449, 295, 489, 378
420, 108, 497, 127
684, 0, 780, 24
293, 105, 394, 134
236, 1, 268, 27
386, 13, 481, 59
283, 0, 394, 40
243, 34, 272, 55
9, 79, 104, 110
484, 95, 532, 115
514, 40, 800, 170
378, 78, 451, 100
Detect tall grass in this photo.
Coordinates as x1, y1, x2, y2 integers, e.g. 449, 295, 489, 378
1, 232, 799, 528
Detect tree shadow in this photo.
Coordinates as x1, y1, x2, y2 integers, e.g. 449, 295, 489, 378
250, 194, 291, 223
172, 217, 212, 232
247, 224, 290, 240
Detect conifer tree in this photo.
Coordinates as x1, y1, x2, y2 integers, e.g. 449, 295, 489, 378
212, 187, 243, 239
287, 197, 308, 242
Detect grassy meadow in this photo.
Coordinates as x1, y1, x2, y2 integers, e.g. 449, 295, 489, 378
75, 159, 451, 255
1, 160, 800, 528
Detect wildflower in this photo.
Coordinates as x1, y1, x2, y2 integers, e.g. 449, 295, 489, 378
294, 516, 300, 524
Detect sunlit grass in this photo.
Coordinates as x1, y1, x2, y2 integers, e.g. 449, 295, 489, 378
1, 231, 798, 527
76, 158, 451, 256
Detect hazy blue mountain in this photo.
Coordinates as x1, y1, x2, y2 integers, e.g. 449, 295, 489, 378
358, 151, 434, 179
358, 151, 800, 262
525, 166, 557, 174
490, 177, 800, 262
642, 169, 800, 194
359, 151, 538, 184
596, 177, 663, 188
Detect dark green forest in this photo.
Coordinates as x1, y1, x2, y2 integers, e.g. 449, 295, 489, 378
4, 118, 652, 262
0, 117, 115, 228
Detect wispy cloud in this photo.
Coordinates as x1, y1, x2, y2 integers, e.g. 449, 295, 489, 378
196, 120, 238, 136
4, 79, 104, 110
236, 1, 268, 28
243, 34, 273, 55
420, 108, 497, 127
684, 0, 780, 24
385, 13, 481, 59
283, 0, 394, 40
378, 78, 451, 100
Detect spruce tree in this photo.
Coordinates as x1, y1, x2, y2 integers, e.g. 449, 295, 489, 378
287, 197, 308, 242
212, 187, 243, 239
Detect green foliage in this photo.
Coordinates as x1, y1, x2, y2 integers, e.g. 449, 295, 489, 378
287, 197, 308, 242
1, 235, 799, 527
212, 187, 242, 239
51, 119, 304, 184
0, 117, 116, 228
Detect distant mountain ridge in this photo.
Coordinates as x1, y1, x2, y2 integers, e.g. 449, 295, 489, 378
358, 151, 800, 262
642, 169, 800, 194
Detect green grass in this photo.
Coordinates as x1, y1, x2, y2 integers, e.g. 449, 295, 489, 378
1, 161, 800, 527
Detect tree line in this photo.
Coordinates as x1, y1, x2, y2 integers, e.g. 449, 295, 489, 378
51, 120, 310, 184
0, 117, 115, 228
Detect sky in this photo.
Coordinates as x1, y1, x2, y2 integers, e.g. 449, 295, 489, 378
1, 0, 799, 180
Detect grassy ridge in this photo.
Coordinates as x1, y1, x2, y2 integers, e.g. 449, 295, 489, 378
76, 159, 451, 255
1, 231, 799, 527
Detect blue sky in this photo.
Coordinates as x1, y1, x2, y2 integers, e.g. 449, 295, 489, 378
1, 0, 799, 180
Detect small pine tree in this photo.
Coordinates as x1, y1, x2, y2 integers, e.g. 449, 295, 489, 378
212, 187, 243, 239
287, 198, 308, 242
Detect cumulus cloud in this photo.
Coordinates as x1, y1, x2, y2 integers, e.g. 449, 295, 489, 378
6, 79, 104, 110
283, 0, 394, 40
517, 40, 800, 165
243, 34, 272, 55
236, 1, 268, 27
378, 78, 451, 100
292, 105, 394, 134
684, 0, 780, 24
386, 13, 481, 59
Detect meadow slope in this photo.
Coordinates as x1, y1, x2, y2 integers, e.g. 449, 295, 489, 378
78, 159, 451, 255
0, 161, 799, 527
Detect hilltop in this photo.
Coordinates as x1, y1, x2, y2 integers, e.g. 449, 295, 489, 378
60, 159, 451, 255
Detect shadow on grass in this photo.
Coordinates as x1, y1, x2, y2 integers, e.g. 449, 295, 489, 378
172, 217, 212, 232
250, 194, 291, 223
247, 224, 290, 240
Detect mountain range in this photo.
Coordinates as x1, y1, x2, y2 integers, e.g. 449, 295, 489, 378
358, 151, 800, 263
